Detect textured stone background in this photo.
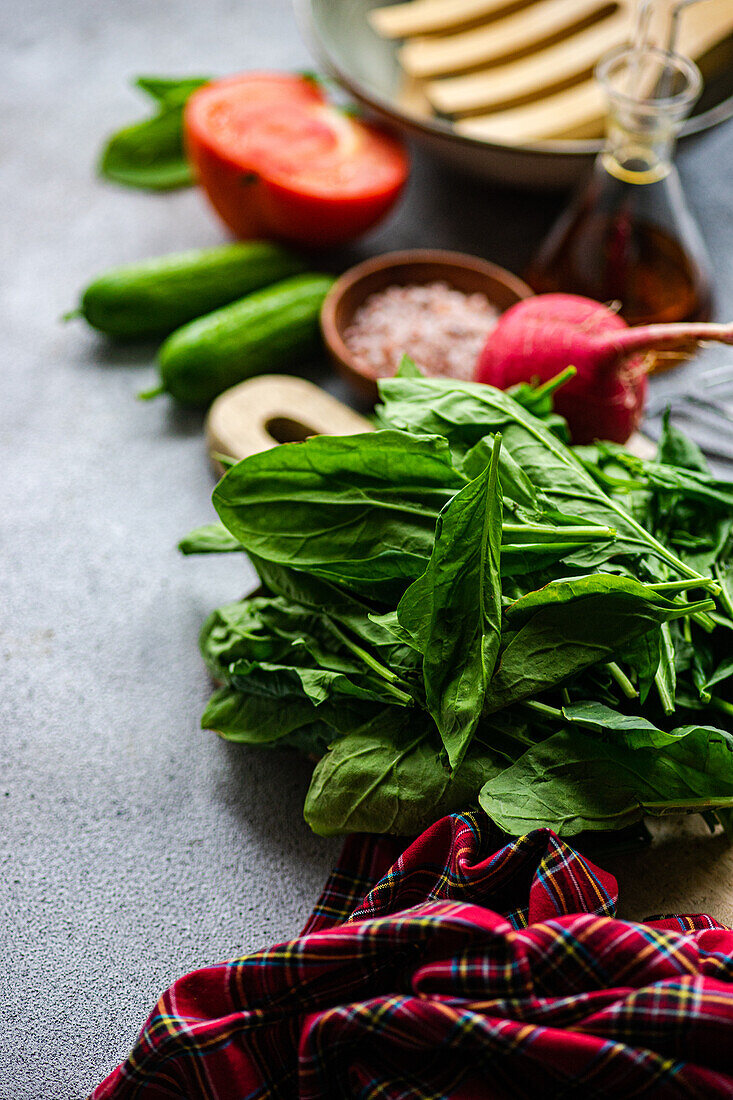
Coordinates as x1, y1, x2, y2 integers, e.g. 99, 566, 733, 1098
2, 2, 733, 1097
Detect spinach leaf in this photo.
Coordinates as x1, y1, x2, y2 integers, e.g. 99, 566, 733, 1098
200, 600, 273, 680
202, 684, 324, 744
202, 685, 334, 756
655, 622, 677, 714
503, 574, 712, 628
614, 629, 661, 704
377, 376, 713, 584
200, 594, 418, 707
480, 724, 733, 835
134, 75, 211, 105
640, 463, 733, 513
657, 409, 710, 474
99, 75, 209, 190
703, 654, 733, 694
200, 595, 357, 673
179, 522, 243, 555
396, 435, 503, 768
249, 559, 420, 678
305, 709, 505, 836
484, 575, 713, 714
561, 702, 695, 747
213, 431, 463, 600
229, 658, 410, 709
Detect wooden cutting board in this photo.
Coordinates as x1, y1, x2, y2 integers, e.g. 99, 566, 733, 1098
207, 374, 732, 924
205, 375, 373, 473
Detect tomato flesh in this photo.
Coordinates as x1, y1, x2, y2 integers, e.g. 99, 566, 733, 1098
185, 73, 409, 247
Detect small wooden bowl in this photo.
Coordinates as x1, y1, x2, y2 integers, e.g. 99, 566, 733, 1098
320, 249, 533, 400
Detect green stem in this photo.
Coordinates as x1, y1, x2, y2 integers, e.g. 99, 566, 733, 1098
210, 451, 238, 470
710, 611, 733, 632
691, 609, 716, 632
520, 699, 563, 722
605, 662, 638, 699
643, 796, 733, 813
138, 384, 166, 401
648, 578, 716, 594
714, 563, 733, 618
376, 680, 412, 705
509, 393, 715, 587
329, 623, 412, 704
710, 697, 733, 718
502, 524, 616, 541
530, 366, 577, 401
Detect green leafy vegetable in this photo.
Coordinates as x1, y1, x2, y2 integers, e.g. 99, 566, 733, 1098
485, 574, 713, 714
212, 430, 463, 600
480, 724, 733, 835
203, 685, 324, 745
305, 710, 504, 836
185, 378, 733, 839
99, 75, 209, 190
396, 435, 503, 767
657, 408, 710, 474
377, 376, 715, 585
179, 523, 243, 555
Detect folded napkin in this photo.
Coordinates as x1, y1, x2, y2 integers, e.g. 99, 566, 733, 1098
93, 812, 733, 1099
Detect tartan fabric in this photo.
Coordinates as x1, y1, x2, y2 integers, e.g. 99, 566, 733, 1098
92, 812, 733, 1100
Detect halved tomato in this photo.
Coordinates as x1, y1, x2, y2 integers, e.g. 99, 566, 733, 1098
184, 73, 410, 248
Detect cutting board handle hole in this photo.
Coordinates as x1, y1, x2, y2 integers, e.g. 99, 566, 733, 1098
265, 416, 316, 445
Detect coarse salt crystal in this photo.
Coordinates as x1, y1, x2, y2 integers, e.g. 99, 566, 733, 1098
343, 281, 499, 381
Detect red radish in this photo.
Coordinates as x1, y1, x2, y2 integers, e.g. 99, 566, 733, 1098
474, 293, 733, 444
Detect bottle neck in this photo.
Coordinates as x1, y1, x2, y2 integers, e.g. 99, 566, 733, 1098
601, 107, 679, 185
594, 46, 701, 188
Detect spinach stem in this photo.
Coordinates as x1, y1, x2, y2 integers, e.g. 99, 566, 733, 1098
520, 699, 563, 721
714, 563, 733, 618
502, 524, 616, 541
648, 578, 715, 593
605, 662, 639, 699
529, 366, 576, 401
691, 609, 716, 632
329, 623, 412, 703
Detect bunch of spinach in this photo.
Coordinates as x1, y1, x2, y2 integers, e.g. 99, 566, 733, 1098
182, 374, 733, 839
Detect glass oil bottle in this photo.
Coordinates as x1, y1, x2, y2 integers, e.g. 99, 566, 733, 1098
525, 45, 713, 344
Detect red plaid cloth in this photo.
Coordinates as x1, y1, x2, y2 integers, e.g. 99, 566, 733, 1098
93, 812, 733, 1099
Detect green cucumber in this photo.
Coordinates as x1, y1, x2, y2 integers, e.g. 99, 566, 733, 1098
150, 273, 335, 407
74, 241, 306, 339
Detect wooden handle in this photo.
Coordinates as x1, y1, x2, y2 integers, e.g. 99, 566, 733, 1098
205, 376, 374, 474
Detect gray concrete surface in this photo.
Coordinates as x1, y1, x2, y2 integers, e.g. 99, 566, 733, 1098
2, 1, 733, 1097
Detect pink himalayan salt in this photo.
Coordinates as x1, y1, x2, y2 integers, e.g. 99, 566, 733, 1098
343, 281, 499, 381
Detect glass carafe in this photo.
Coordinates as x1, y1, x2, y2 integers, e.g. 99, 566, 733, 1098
525, 46, 713, 333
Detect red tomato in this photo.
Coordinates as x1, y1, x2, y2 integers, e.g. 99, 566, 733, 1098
184, 73, 410, 248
